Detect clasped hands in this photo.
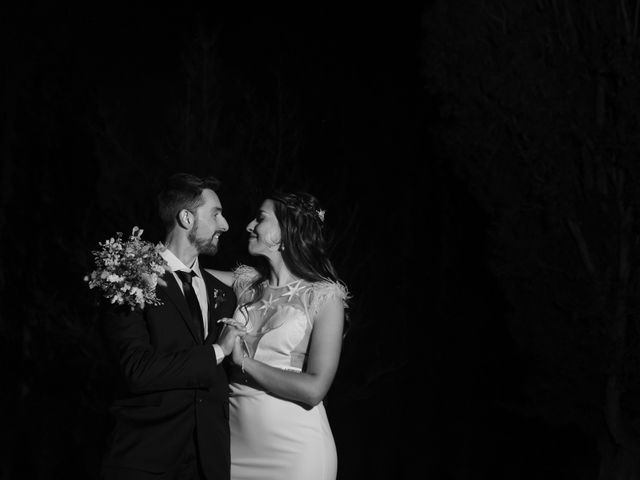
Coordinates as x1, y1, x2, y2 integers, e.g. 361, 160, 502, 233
216, 317, 249, 364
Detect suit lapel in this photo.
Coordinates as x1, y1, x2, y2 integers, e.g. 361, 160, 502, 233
159, 273, 201, 343
202, 272, 219, 345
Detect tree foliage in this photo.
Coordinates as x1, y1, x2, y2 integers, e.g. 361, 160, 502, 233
423, 0, 640, 477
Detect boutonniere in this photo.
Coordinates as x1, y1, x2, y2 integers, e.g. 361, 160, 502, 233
212, 288, 226, 310
84, 226, 168, 310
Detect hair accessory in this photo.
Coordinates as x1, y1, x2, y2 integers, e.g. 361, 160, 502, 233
280, 193, 325, 223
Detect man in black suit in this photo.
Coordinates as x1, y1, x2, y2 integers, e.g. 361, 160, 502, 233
100, 173, 244, 480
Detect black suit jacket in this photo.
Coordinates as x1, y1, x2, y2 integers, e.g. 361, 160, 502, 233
100, 267, 236, 478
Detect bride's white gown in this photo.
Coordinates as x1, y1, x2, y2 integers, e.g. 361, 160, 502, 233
228, 266, 348, 480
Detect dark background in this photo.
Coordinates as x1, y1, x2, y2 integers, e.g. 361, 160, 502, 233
4, 1, 640, 479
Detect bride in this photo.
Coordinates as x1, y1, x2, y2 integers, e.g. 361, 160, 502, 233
208, 191, 349, 480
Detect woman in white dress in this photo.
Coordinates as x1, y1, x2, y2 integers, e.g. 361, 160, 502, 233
209, 191, 349, 480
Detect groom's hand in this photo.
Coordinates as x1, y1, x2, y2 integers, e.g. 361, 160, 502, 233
216, 321, 246, 357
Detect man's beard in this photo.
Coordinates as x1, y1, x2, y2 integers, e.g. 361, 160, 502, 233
188, 218, 219, 256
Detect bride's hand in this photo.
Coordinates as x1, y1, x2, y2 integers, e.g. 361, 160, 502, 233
216, 317, 246, 340
232, 337, 248, 366
217, 317, 246, 330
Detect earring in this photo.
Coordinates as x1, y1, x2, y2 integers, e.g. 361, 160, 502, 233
278, 243, 285, 252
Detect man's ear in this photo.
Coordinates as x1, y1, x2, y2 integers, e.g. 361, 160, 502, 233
177, 209, 194, 230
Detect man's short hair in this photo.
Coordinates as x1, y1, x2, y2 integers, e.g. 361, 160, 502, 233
157, 173, 221, 230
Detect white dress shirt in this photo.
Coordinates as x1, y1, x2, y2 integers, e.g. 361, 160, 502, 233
160, 246, 224, 364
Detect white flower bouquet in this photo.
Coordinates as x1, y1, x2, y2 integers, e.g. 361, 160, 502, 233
84, 226, 168, 310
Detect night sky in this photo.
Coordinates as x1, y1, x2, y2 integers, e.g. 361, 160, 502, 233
3, 2, 622, 479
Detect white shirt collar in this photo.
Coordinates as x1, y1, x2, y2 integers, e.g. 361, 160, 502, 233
159, 244, 202, 278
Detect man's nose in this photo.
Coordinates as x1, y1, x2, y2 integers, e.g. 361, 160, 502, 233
219, 215, 229, 232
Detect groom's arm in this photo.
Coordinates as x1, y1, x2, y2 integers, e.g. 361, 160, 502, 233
101, 306, 223, 395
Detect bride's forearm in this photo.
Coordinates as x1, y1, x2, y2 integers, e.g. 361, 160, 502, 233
241, 357, 330, 407
203, 268, 234, 287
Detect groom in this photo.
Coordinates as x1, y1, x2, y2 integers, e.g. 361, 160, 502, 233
100, 173, 243, 480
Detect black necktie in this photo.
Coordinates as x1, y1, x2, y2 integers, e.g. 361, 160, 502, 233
176, 270, 205, 342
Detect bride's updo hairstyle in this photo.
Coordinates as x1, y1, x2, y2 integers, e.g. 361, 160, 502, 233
270, 191, 338, 284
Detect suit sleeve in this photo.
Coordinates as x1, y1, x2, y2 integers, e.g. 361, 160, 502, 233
101, 305, 220, 395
